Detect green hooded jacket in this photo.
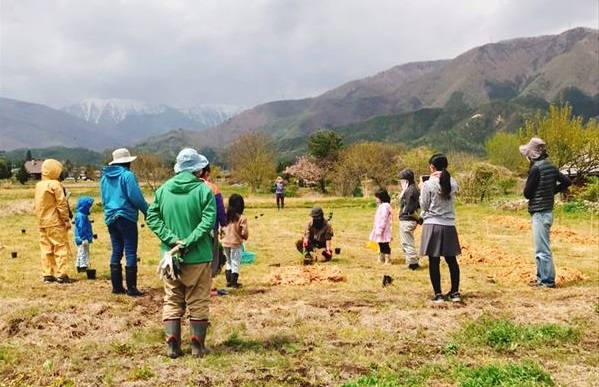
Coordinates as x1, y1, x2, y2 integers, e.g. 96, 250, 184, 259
146, 171, 216, 264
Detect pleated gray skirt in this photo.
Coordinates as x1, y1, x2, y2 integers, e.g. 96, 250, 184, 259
419, 223, 461, 257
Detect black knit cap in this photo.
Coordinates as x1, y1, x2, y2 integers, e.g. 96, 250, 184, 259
310, 206, 324, 218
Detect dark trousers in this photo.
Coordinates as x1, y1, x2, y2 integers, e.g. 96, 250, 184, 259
276, 193, 285, 209
378, 242, 390, 254
295, 239, 325, 253
428, 256, 460, 294
108, 217, 139, 267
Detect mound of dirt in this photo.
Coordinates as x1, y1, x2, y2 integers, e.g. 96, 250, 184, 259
459, 242, 509, 265
267, 265, 347, 286
487, 215, 599, 245
494, 264, 588, 285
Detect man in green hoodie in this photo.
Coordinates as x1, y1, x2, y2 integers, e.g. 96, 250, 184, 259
146, 148, 216, 358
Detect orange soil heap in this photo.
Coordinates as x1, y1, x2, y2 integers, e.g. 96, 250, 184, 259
267, 265, 347, 286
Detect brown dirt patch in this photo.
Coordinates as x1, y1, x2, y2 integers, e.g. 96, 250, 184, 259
494, 264, 588, 285
266, 265, 347, 285
459, 242, 509, 265
487, 215, 599, 245
459, 216, 593, 286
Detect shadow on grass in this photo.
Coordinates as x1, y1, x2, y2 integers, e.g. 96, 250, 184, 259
217, 332, 298, 354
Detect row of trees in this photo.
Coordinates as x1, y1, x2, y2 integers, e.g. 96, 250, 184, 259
225, 104, 598, 200
6, 104, 595, 201
486, 104, 599, 182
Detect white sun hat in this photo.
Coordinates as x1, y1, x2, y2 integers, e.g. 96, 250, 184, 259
109, 148, 137, 165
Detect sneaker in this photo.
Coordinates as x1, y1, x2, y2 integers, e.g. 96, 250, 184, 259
431, 293, 445, 303
447, 292, 461, 302
408, 263, 420, 271
43, 276, 56, 283
56, 276, 77, 284
528, 282, 556, 289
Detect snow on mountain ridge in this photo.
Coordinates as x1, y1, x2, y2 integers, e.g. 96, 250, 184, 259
181, 105, 246, 126
63, 98, 169, 124
62, 99, 244, 126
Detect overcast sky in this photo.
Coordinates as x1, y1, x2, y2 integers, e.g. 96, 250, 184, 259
1, 0, 597, 110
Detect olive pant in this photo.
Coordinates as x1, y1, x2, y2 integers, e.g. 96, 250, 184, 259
163, 263, 211, 321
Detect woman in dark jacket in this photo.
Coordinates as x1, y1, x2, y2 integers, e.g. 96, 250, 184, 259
398, 168, 421, 270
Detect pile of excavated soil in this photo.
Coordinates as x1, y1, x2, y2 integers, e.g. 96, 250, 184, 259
459, 242, 508, 265
457, 215, 593, 286
267, 265, 347, 286
488, 215, 599, 245
494, 264, 588, 285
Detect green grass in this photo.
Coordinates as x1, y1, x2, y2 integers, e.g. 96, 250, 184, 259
455, 361, 554, 387
457, 316, 580, 352
0, 183, 598, 386
341, 361, 554, 387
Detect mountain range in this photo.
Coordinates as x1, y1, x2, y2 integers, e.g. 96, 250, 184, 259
140, 27, 597, 156
0, 98, 245, 151
1, 27, 597, 161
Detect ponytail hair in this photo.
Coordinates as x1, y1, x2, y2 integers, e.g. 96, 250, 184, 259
429, 154, 451, 200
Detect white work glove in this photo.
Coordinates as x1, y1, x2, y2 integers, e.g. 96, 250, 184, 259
156, 248, 182, 281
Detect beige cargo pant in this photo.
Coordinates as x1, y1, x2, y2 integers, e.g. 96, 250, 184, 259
163, 263, 211, 321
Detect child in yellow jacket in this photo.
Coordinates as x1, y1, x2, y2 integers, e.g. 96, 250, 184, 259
34, 159, 75, 284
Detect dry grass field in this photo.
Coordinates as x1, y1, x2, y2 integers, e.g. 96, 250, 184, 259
0, 183, 597, 387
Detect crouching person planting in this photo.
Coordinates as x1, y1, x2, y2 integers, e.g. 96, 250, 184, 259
146, 148, 216, 358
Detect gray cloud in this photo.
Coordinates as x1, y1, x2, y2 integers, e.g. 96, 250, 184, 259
1, 0, 597, 109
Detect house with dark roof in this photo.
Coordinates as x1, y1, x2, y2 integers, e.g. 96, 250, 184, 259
24, 160, 43, 180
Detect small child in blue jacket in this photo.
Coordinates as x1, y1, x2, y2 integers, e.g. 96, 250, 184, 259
74, 196, 95, 272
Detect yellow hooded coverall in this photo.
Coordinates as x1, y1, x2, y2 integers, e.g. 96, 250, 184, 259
34, 159, 72, 279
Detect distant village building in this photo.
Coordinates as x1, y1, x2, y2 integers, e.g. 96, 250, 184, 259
24, 159, 43, 180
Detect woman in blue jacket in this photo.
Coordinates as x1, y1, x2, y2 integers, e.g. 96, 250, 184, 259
100, 148, 148, 296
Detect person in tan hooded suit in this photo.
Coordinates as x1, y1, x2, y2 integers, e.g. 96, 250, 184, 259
34, 159, 75, 284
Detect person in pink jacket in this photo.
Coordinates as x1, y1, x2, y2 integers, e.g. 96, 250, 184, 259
369, 188, 393, 264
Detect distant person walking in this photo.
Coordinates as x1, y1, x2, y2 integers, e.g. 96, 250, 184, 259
398, 168, 422, 270
100, 148, 148, 296
519, 137, 571, 288
222, 193, 249, 288
74, 196, 95, 272
419, 154, 461, 303
369, 188, 393, 265
34, 159, 76, 284
274, 176, 286, 210
146, 148, 216, 358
